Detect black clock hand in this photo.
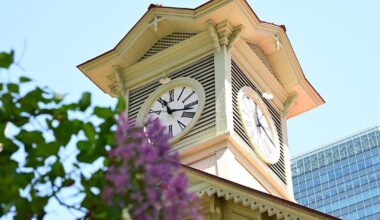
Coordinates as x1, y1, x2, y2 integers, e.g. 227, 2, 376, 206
257, 122, 276, 146
161, 99, 173, 114
170, 107, 194, 112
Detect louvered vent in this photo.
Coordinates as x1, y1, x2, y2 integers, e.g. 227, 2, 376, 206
247, 43, 278, 81
139, 32, 197, 61
128, 55, 215, 143
231, 59, 286, 184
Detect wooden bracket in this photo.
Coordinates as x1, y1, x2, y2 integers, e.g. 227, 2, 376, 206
283, 93, 297, 116
207, 20, 221, 52
113, 65, 126, 97
227, 25, 243, 50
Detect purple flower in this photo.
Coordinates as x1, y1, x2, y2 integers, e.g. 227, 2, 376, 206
102, 113, 203, 220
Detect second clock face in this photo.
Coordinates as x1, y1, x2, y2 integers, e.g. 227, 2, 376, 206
238, 87, 280, 164
146, 86, 199, 139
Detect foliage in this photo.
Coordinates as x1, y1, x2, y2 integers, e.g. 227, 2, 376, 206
0, 50, 202, 219
0, 50, 123, 219
103, 116, 202, 220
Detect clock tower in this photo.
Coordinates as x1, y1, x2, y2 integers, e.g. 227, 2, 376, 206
78, 1, 333, 219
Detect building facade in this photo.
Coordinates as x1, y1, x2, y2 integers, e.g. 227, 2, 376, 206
292, 126, 380, 219
78, 0, 337, 218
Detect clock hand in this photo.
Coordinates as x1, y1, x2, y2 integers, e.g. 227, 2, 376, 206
162, 99, 173, 114
257, 122, 276, 147
170, 107, 194, 112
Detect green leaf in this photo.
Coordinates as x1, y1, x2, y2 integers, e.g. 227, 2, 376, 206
14, 172, 34, 188
7, 83, 19, 93
19, 76, 32, 83
51, 161, 65, 177
0, 50, 14, 69
0, 138, 19, 155
79, 92, 91, 111
1, 93, 16, 120
18, 88, 44, 114
77, 140, 91, 151
62, 178, 75, 187
83, 122, 96, 143
15, 130, 45, 146
12, 116, 29, 127
36, 142, 60, 157
115, 97, 126, 113
94, 107, 113, 119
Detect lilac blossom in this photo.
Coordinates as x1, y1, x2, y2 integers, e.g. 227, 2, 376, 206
103, 115, 203, 220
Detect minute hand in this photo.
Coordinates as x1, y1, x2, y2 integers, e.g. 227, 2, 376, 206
257, 122, 276, 146
170, 107, 194, 113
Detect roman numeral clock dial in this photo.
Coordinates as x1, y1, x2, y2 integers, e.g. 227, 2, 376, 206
136, 78, 206, 143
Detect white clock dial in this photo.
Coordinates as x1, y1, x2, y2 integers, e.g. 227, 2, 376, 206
146, 86, 199, 139
238, 87, 280, 164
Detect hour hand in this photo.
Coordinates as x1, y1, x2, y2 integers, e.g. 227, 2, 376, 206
170, 107, 194, 112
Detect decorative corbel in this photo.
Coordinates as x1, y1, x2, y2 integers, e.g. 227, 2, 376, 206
113, 65, 126, 97
207, 20, 220, 52
149, 15, 165, 32
273, 33, 283, 50
283, 93, 297, 116
227, 25, 243, 50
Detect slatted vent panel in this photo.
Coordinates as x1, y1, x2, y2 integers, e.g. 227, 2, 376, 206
247, 43, 278, 81
139, 32, 197, 61
231, 59, 286, 184
128, 55, 215, 141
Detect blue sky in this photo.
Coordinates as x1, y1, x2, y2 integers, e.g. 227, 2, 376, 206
1, 0, 380, 158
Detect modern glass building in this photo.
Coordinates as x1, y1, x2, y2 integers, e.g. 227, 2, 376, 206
291, 126, 380, 220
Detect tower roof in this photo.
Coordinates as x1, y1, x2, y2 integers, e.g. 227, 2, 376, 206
78, 0, 324, 118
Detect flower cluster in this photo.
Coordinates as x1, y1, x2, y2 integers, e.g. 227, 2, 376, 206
102, 115, 203, 220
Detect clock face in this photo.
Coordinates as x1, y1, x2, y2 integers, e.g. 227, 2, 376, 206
238, 88, 280, 164
145, 85, 200, 140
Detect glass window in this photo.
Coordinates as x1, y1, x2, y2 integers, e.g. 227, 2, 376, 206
347, 195, 356, 206
356, 152, 365, 161
320, 166, 327, 175
353, 138, 362, 153
330, 187, 338, 196
360, 176, 368, 185
337, 178, 344, 185
365, 205, 374, 216
344, 174, 351, 182
335, 169, 343, 178
361, 183, 370, 192
328, 171, 335, 181
341, 207, 349, 215
339, 144, 347, 160
351, 171, 360, 179
325, 149, 333, 165
311, 155, 319, 170
371, 147, 379, 156
332, 147, 340, 161
318, 152, 325, 166
347, 141, 355, 156
341, 158, 349, 167
321, 174, 328, 183
356, 201, 365, 210
373, 156, 380, 165
354, 187, 363, 197
346, 189, 355, 197
351, 164, 359, 172
358, 208, 366, 219
372, 194, 380, 204
313, 176, 321, 186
